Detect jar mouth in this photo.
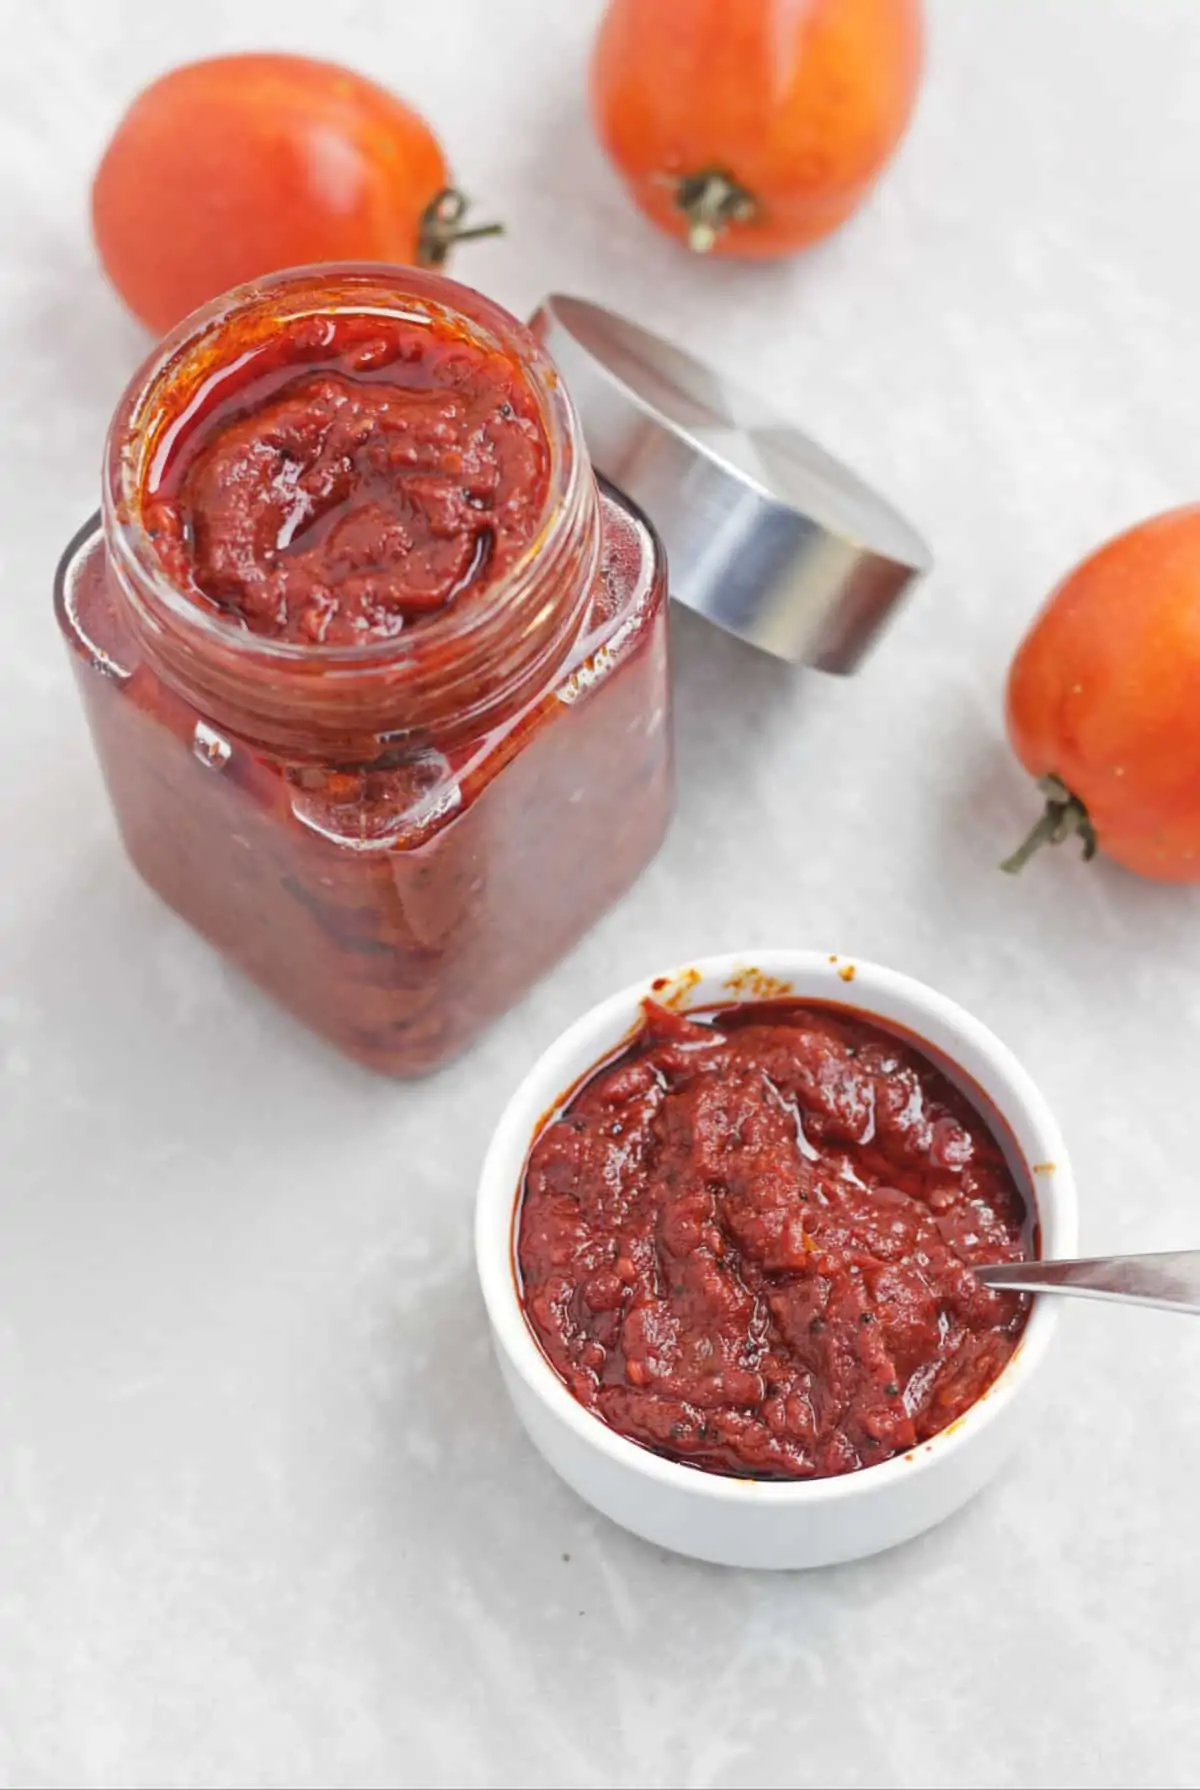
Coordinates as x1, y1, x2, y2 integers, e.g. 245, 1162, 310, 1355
103, 262, 586, 670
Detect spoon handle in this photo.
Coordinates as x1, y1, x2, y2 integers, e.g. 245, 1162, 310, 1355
975, 1250, 1200, 1314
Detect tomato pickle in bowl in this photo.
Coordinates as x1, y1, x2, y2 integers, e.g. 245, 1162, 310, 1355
54, 265, 671, 1074
475, 950, 1076, 1569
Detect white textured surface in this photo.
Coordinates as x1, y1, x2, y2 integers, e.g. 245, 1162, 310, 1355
2, 3, 1199, 1785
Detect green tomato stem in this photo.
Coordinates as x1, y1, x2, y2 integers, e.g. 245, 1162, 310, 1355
417, 188, 504, 268
674, 168, 758, 253
1001, 775, 1099, 875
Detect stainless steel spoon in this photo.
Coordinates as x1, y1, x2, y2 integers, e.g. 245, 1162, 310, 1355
975, 1250, 1200, 1314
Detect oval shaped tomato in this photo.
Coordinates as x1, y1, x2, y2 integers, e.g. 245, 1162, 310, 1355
93, 53, 492, 336
590, 0, 923, 257
1005, 506, 1200, 882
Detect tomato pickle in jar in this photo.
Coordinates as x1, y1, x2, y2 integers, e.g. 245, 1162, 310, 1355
55, 267, 672, 1074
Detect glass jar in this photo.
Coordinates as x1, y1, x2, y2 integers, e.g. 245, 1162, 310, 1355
55, 267, 672, 1075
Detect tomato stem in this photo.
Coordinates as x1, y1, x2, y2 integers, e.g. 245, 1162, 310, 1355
1000, 775, 1098, 875
417, 188, 504, 268
674, 168, 758, 253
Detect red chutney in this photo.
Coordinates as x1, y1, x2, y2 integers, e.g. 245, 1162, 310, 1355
144, 311, 551, 646
55, 269, 671, 1074
517, 999, 1032, 1480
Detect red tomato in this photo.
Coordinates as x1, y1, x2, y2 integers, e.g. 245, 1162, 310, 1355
590, 0, 923, 257
1005, 507, 1200, 882
93, 53, 497, 336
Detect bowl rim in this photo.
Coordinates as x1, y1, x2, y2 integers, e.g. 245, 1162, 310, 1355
475, 949, 1078, 1507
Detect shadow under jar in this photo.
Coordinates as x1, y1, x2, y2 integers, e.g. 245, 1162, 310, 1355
55, 266, 672, 1074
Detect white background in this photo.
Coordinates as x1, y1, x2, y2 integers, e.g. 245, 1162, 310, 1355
3, 2, 1199, 1785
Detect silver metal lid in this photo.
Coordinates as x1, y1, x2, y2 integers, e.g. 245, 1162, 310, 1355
532, 294, 932, 672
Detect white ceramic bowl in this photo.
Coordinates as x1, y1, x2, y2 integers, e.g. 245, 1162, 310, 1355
476, 950, 1077, 1569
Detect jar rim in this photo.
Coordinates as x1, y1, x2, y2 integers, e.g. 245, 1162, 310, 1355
102, 261, 587, 674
